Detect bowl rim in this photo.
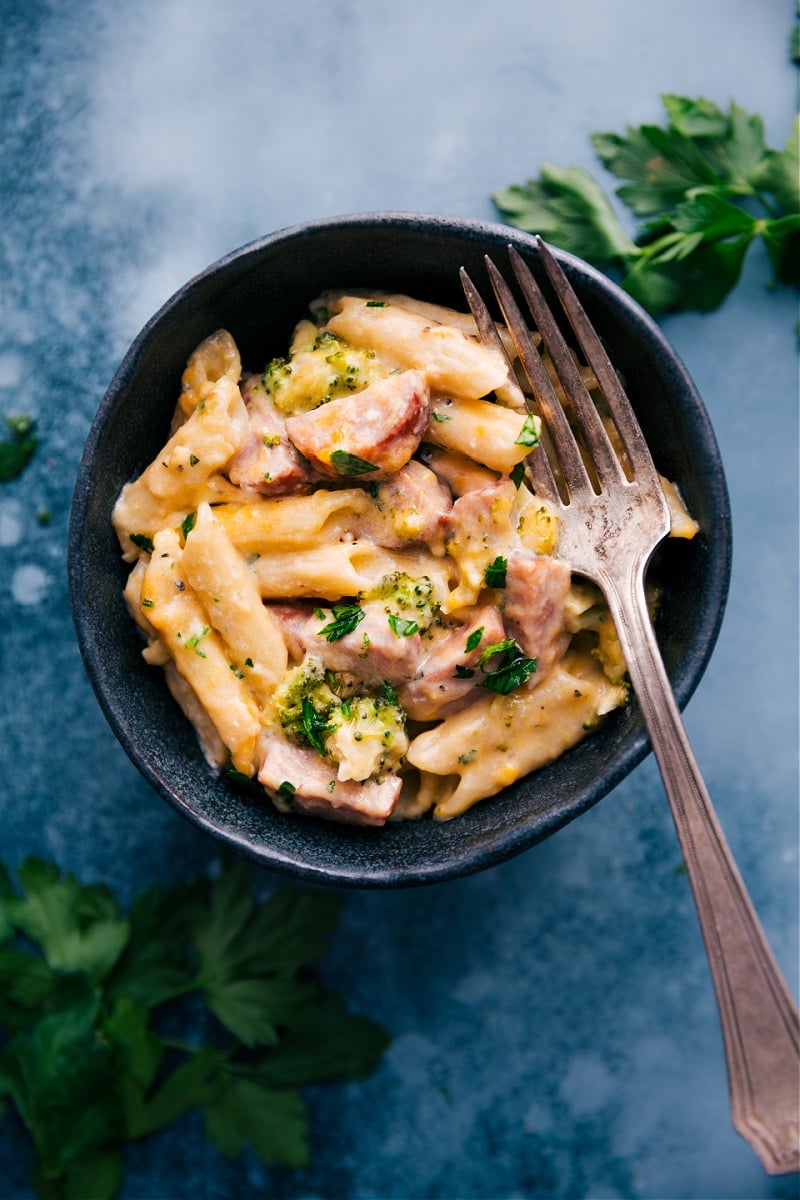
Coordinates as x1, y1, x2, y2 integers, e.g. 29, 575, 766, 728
68, 210, 732, 887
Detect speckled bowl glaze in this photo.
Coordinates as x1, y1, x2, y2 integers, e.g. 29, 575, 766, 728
68, 212, 731, 887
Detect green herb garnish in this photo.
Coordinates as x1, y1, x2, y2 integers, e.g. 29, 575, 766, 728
515, 413, 541, 447
181, 511, 197, 539
493, 94, 800, 315
510, 461, 527, 488
301, 696, 335, 755
129, 532, 154, 554
387, 613, 419, 638
185, 626, 209, 657
318, 604, 365, 642
483, 555, 508, 588
465, 627, 484, 654
0, 857, 388, 1196
478, 640, 538, 694
329, 450, 378, 476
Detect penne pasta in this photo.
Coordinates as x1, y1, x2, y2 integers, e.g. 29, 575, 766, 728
407, 651, 627, 820
141, 529, 261, 775
180, 503, 289, 705
425, 396, 535, 478
324, 294, 508, 399
113, 376, 248, 559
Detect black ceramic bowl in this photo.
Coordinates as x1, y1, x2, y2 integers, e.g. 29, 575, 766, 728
68, 212, 731, 887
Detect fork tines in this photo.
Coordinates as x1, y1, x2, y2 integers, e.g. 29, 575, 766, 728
461, 238, 662, 504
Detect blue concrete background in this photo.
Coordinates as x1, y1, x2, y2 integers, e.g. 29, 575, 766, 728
0, 1, 797, 1197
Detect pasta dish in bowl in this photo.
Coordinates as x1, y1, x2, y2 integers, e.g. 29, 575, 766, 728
69, 213, 731, 884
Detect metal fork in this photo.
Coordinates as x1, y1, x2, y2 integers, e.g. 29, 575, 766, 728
461, 238, 799, 1176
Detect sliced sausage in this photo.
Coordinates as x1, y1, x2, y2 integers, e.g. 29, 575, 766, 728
502, 550, 571, 684
365, 460, 453, 549
279, 600, 423, 685
258, 731, 400, 825
228, 375, 316, 494
284, 369, 431, 481
399, 604, 507, 721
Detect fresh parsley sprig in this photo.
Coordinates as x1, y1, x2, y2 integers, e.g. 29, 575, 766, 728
0, 857, 389, 1200
493, 95, 800, 315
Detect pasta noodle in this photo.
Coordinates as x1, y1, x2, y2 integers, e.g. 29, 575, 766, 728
114, 293, 696, 826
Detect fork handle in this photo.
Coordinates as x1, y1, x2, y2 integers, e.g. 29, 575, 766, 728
601, 559, 800, 1175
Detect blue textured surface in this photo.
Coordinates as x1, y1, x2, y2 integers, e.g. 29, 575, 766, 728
1, 2, 797, 1198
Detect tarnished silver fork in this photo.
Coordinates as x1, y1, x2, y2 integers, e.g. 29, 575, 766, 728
461, 238, 799, 1175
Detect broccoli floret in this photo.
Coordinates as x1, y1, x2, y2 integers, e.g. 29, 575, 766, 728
273, 656, 408, 780
367, 571, 440, 633
261, 328, 388, 416
327, 689, 408, 782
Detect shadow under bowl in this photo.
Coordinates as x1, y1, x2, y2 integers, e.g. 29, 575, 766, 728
68, 212, 732, 888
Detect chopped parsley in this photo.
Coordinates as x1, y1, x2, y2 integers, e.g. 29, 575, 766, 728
510, 461, 527, 488
387, 613, 419, 638
129, 532, 154, 554
478, 638, 516, 666
465, 627, 484, 653
515, 413, 541, 447
318, 603, 365, 642
185, 627, 210, 657
301, 695, 336, 755
181, 511, 197, 539
484, 555, 508, 588
478, 640, 538, 694
329, 449, 378, 476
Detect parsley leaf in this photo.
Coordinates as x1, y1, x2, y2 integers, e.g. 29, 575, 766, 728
5, 858, 129, 984
387, 612, 419, 637
478, 640, 538, 694
318, 603, 365, 642
484, 555, 508, 588
300, 695, 335, 756
515, 413, 541, 447
465, 627, 484, 653
493, 96, 800, 314
0, 856, 389, 1197
205, 1076, 311, 1168
329, 449, 378, 475
129, 532, 154, 554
